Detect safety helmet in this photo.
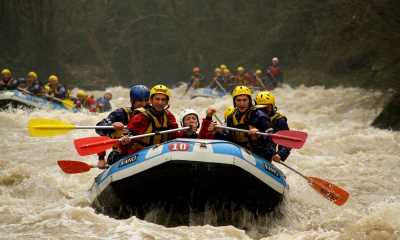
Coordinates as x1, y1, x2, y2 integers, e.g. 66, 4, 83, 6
224, 106, 235, 121
1, 69, 11, 77
220, 64, 227, 69
223, 68, 230, 74
237, 66, 245, 72
77, 89, 87, 98
255, 91, 275, 106
27, 71, 38, 79
232, 85, 252, 98
179, 108, 200, 128
255, 69, 262, 75
192, 67, 200, 73
215, 68, 221, 73
150, 84, 171, 99
130, 84, 150, 101
48, 75, 58, 82
272, 57, 279, 63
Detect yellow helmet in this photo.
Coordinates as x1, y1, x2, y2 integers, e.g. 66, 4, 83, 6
223, 68, 230, 74
237, 66, 245, 72
255, 69, 262, 75
77, 89, 87, 98
220, 64, 227, 69
224, 106, 235, 120
214, 68, 221, 73
48, 75, 58, 82
232, 85, 252, 98
1, 68, 11, 77
150, 84, 171, 99
27, 71, 38, 79
255, 91, 275, 106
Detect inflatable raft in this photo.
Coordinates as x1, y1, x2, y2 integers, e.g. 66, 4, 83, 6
0, 90, 68, 111
89, 138, 287, 226
190, 87, 225, 98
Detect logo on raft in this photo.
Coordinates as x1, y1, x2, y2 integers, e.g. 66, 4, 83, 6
118, 154, 138, 167
264, 162, 280, 177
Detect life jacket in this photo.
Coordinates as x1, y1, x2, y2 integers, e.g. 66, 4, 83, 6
268, 66, 281, 77
110, 107, 143, 151
136, 107, 170, 146
270, 111, 287, 131
230, 107, 255, 145
86, 96, 97, 112
108, 107, 140, 139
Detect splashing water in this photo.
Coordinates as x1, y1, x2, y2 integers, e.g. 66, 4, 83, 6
0, 84, 399, 239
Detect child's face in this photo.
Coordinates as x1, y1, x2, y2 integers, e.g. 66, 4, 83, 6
183, 114, 198, 130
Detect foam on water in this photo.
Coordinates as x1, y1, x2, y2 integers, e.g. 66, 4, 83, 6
0, 84, 399, 239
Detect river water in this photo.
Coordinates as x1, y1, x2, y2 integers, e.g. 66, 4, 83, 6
1, 85, 399, 239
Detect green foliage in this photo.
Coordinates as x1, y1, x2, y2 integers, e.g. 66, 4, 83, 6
0, 0, 399, 91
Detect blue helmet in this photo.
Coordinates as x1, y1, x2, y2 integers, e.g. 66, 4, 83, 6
130, 85, 150, 101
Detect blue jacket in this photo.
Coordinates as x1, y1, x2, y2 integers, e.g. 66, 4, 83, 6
272, 117, 291, 161
216, 108, 276, 161
96, 96, 112, 113
96, 107, 132, 136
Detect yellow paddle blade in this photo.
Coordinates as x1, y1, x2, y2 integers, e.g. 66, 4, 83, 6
28, 118, 76, 137
61, 99, 75, 110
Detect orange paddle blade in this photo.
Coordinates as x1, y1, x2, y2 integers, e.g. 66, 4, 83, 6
307, 176, 350, 206
57, 160, 92, 174
74, 136, 117, 156
271, 130, 307, 149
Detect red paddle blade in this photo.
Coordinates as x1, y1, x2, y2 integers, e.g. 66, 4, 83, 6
307, 176, 350, 206
74, 136, 117, 156
271, 130, 307, 149
57, 160, 92, 174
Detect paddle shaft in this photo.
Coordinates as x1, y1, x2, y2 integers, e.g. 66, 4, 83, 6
216, 125, 302, 141
215, 79, 227, 94
79, 126, 190, 149
127, 126, 190, 140
277, 161, 307, 181
214, 115, 224, 125
32, 125, 123, 130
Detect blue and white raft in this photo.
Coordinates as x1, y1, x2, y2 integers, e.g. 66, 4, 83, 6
0, 90, 68, 111
190, 87, 225, 98
89, 138, 287, 226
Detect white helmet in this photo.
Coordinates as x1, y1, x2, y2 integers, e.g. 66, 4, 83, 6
272, 57, 279, 63
179, 109, 200, 128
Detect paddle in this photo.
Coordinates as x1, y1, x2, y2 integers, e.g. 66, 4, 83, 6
17, 86, 75, 109
277, 161, 349, 206
47, 95, 75, 110
28, 118, 122, 137
214, 79, 227, 95
57, 160, 102, 174
216, 125, 307, 149
74, 127, 190, 156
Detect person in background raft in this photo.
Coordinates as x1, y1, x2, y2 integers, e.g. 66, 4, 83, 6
74, 89, 88, 109
119, 84, 179, 155
255, 91, 290, 162
44, 75, 67, 99
24, 72, 42, 95
266, 57, 283, 89
0, 69, 19, 90
96, 85, 150, 168
183, 67, 205, 95
96, 92, 112, 113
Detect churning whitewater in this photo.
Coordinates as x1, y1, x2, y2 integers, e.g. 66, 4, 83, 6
0, 85, 399, 240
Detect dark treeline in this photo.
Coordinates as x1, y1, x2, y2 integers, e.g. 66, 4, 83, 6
0, 0, 399, 91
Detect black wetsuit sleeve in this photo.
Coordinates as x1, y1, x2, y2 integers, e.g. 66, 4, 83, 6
95, 108, 126, 136
275, 118, 291, 161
